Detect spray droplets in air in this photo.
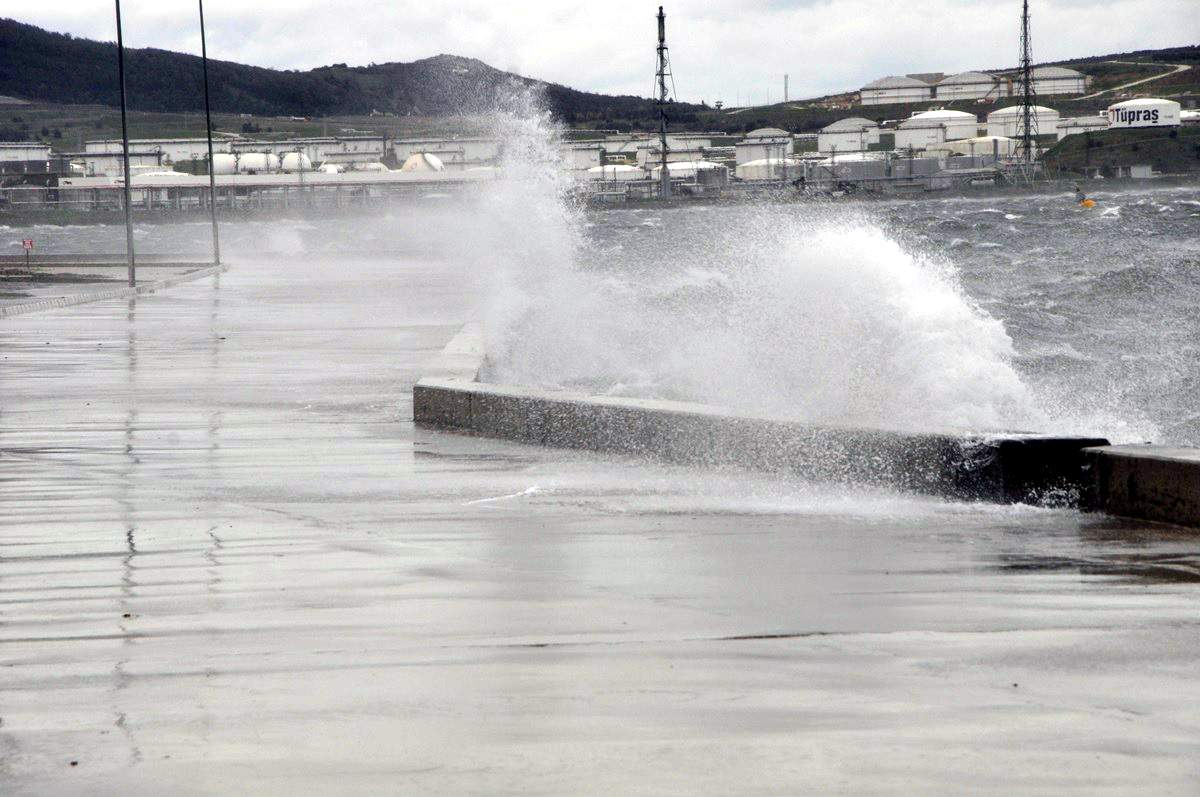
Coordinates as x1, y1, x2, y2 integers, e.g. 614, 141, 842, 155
469, 84, 1043, 433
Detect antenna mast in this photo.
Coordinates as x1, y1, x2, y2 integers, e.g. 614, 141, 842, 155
656, 6, 672, 198
1015, 0, 1038, 165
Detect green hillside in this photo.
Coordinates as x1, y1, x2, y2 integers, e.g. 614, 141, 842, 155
0, 18, 705, 128
1042, 126, 1200, 175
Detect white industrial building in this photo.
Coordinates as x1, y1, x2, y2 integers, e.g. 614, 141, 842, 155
861, 75, 934, 106
1106, 98, 1181, 129
986, 105, 1061, 137
665, 134, 713, 151
306, 136, 387, 164
817, 118, 880, 153
595, 134, 652, 162
1055, 115, 1110, 140
0, 142, 52, 162
637, 134, 714, 165
1016, 66, 1089, 97
649, 160, 727, 180
894, 109, 979, 151
935, 72, 1002, 101
735, 127, 792, 164
84, 136, 384, 169
559, 143, 603, 172
233, 136, 386, 165
638, 146, 706, 167
85, 138, 231, 165
586, 164, 647, 181
735, 157, 801, 181
71, 150, 164, 177
392, 137, 499, 170
925, 136, 1017, 158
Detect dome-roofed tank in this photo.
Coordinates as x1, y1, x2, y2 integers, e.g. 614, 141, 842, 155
401, 153, 446, 172
280, 152, 313, 173
1106, 98, 1181, 129
586, 164, 647, 181
237, 153, 280, 174
211, 153, 238, 175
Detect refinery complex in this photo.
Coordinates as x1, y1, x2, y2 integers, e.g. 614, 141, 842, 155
0, 90, 1193, 213
0, 1, 1195, 211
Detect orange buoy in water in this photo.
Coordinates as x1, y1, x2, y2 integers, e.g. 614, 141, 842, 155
1080, 199, 1096, 209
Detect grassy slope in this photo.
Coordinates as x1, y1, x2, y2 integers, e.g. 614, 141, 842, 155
1042, 126, 1200, 174
1, 101, 499, 152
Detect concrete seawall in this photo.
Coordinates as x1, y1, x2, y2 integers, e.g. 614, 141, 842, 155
1085, 446, 1200, 527
413, 325, 1108, 505
0, 263, 229, 318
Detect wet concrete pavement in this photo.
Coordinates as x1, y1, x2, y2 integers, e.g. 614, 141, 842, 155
2, 254, 1199, 794
1, 264, 213, 314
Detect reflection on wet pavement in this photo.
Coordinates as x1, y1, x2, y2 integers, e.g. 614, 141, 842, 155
2, 253, 1199, 794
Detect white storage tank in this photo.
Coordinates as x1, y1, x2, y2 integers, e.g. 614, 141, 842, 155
935, 71, 1000, 102
895, 109, 978, 151
860, 75, 933, 106
280, 152, 313, 172
400, 153, 446, 172
1056, 115, 1110, 140
238, 153, 280, 174
586, 164, 647, 181
735, 158, 801, 181
925, 136, 1017, 158
986, 105, 1060, 138
649, 160, 728, 180
818, 117, 881, 153
1106, 98, 1181, 129
212, 153, 238, 175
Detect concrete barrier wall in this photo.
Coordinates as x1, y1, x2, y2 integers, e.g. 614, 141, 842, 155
1085, 446, 1200, 527
0, 263, 229, 319
414, 325, 1109, 505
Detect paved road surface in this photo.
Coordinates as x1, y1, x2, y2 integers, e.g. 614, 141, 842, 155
2, 254, 1198, 794
1072, 61, 1192, 101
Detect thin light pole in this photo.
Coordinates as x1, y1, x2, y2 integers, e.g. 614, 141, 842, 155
199, 0, 220, 265
115, 0, 135, 286
655, 6, 671, 199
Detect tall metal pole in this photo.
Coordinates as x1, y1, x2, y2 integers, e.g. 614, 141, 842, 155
1016, 0, 1038, 166
199, 0, 221, 265
115, 0, 136, 286
655, 6, 671, 199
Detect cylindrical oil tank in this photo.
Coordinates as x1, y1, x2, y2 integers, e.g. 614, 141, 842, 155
212, 153, 238, 175
238, 153, 280, 174
280, 152, 313, 172
1106, 98, 1181, 129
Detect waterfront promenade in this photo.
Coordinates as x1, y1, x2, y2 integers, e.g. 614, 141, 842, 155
2, 254, 1198, 794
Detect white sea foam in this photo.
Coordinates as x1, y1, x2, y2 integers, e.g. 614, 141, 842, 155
470, 86, 1041, 434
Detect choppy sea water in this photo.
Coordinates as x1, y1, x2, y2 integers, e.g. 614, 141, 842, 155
4, 184, 1198, 445
511, 185, 1200, 445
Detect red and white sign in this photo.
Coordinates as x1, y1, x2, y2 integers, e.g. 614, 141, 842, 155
21, 238, 34, 251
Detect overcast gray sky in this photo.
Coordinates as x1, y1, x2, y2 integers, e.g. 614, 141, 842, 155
3, 0, 1196, 104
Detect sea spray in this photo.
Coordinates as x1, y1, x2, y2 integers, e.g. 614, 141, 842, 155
464, 87, 1042, 432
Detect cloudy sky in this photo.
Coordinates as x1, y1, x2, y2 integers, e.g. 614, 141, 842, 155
4, 0, 1196, 104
